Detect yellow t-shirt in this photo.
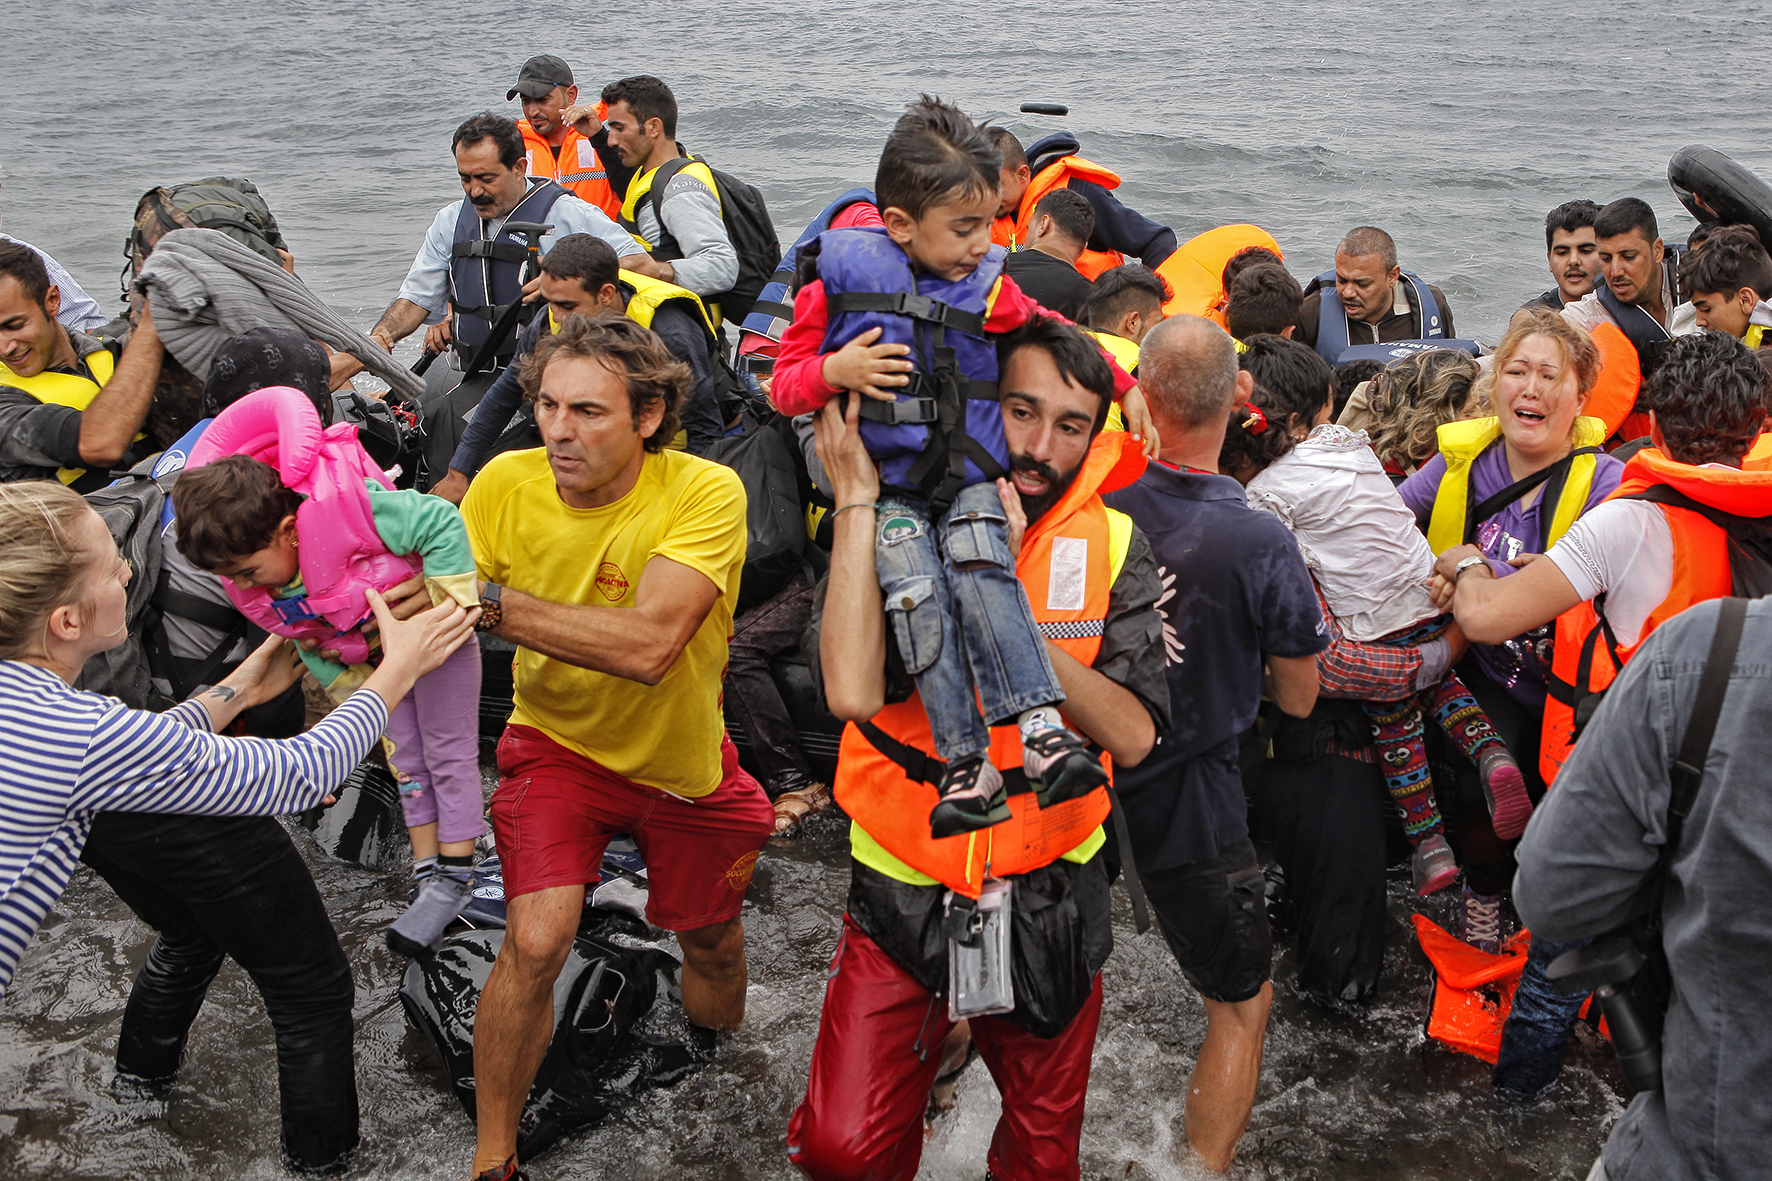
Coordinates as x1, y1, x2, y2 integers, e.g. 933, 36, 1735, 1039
462, 447, 747, 797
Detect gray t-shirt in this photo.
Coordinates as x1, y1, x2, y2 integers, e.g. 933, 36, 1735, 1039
1514, 598, 1772, 1181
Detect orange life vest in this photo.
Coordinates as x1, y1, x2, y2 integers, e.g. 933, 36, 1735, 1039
1585, 319, 1656, 446
518, 120, 621, 220
835, 430, 1149, 898
993, 156, 1126, 281
1540, 449, 1772, 784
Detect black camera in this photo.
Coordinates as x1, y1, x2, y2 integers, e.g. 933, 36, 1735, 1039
1547, 928, 1671, 1094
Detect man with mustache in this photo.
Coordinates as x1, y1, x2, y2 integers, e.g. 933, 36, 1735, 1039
788, 315, 1168, 1181
369, 114, 645, 369
1559, 198, 1676, 445
1521, 200, 1604, 315
0, 241, 165, 488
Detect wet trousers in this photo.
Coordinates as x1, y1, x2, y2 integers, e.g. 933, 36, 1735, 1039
80, 812, 359, 1173
383, 636, 484, 844
1434, 659, 1547, 897
786, 916, 1103, 1181
722, 574, 818, 795
1493, 934, 1594, 1095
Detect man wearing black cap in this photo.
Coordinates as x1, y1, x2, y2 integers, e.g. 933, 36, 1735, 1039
507, 54, 631, 221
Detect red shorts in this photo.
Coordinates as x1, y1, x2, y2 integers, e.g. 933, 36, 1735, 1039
491, 724, 773, 931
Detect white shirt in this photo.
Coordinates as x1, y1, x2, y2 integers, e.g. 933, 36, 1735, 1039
394, 187, 639, 319
1245, 424, 1440, 641
0, 234, 109, 332
1545, 498, 1676, 648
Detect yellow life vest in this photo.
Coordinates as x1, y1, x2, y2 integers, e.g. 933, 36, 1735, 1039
0, 346, 118, 483
1746, 323, 1766, 349
619, 269, 718, 340
618, 159, 725, 324
1425, 415, 1607, 555
1083, 329, 1139, 433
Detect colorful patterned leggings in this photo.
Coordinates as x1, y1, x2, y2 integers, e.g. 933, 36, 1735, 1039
1362, 622, 1507, 845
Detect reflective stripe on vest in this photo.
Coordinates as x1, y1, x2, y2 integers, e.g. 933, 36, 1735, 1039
519, 121, 620, 220
1425, 416, 1607, 555
0, 346, 120, 484
835, 431, 1148, 898
995, 156, 1126, 281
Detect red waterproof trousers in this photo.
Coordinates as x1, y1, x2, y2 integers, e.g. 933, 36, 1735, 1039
786, 915, 1103, 1181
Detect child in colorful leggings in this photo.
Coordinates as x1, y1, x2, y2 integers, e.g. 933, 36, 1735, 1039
1228, 370, 1529, 897
173, 387, 484, 954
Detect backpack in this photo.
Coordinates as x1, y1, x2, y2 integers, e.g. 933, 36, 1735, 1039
73, 466, 251, 710
123, 177, 288, 298
702, 411, 812, 614
648, 156, 781, 325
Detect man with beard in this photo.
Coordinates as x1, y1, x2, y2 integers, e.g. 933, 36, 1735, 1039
787, 316, 1169, 1181
1519, 200, 1604, 315
1560, 198, 1675, 445
505, 55, 630, 220
1101, 315, 1326, 1172
368, 114, 644, 368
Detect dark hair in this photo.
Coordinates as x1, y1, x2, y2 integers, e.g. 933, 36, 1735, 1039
0, 241, 51, 307
172, 456, 305, 571
1595, 197, 1659, 244
1083, 263, 1170, 330
875, 95, 1001, 222
1332, 358, 1383, 419
997, 313, 1116, 434
1218, 380, 1300, 477
986, 127, 1026, 171
522, 313, 687, 452
1220, 246, 1282, 292
601, 75, 678, 138
1238, 333, 1336, 436
1688, 223, 1716, 251
1680, 225, 1772, 300
1338, 226, 1397, 270
453, 112, 525, 169
1225, 263, 1303, 340
1032, 188, 1094, 245
1644, 331, 1770, 465
1544, 200, 1601, 250
540, 233, 620, 292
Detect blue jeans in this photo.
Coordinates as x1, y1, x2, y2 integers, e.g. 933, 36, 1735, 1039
1493, 934, 1593, 1095
876, 484, 1063, 763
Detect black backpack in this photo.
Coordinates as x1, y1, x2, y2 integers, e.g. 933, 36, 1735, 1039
646, 156, 781, 325
702, 411, 813, 614
74, 466, 251, 710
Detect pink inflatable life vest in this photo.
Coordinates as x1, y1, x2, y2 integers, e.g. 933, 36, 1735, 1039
186, 386, 423, 665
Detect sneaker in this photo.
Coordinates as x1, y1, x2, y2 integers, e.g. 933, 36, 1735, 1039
1411, 833, 1460, 896
1021, 722, 1108, 808
1458, 883, 1505, 955
473, 1156, 527, 1181
929, 757, 1011, 839
387, 870, 474, 958
1479, 747, 1533, 840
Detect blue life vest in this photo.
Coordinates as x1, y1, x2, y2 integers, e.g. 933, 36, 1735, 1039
150, 416, 212, 530
448, 181, 566, 362
1309, 269, 1478, 363
738, 187, 876, 366
814, 227, 1007, 503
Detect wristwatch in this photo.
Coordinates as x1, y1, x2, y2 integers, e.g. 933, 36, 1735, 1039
475, 583, 503, 631
1453, 555, 1489, 581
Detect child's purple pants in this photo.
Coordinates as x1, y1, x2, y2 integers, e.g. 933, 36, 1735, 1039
381, 636, 485, 845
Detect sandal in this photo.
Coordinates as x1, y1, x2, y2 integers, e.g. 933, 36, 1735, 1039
771, 781, 832, 836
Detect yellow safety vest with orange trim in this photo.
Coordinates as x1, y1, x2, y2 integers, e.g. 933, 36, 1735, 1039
993, 156, 1126, 281
518, 120, 621, 220
1540, 448, 1772, 784
836, 430, 1148, 899
0, 345, 119, 484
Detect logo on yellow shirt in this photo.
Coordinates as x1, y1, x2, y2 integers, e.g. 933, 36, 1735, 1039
595, 562, 630, 601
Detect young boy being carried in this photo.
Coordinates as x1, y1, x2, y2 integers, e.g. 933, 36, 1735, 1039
770, 95, 1148, 837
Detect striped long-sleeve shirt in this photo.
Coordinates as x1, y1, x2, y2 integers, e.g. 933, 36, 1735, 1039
0, 660, 389, 998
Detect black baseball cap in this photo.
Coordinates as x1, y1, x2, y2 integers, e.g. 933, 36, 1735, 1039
507, 55, 573, 101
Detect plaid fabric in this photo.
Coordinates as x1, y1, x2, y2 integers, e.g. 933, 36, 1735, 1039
1037, 619, 1106, 640
1314, 583, 1423, 701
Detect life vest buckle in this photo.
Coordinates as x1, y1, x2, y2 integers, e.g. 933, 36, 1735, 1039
856, 394, 939, 426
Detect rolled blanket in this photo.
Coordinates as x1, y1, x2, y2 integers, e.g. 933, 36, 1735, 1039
134, 228, 424, 401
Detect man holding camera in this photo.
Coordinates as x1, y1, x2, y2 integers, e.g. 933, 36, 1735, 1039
1514, 596, 1772, 1181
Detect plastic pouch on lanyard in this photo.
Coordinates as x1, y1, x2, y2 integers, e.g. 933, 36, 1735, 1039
947, 877, 1014, 1021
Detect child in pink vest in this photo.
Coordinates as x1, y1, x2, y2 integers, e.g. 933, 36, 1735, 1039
172, 386, 483, 954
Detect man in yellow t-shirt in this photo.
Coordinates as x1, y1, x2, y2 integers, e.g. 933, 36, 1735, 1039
459, 313, 771, 1181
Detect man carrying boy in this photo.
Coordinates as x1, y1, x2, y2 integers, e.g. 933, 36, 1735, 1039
769, 96, 1149, 837
787, 316, 1168, 1181
460, 315, 772, 1181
